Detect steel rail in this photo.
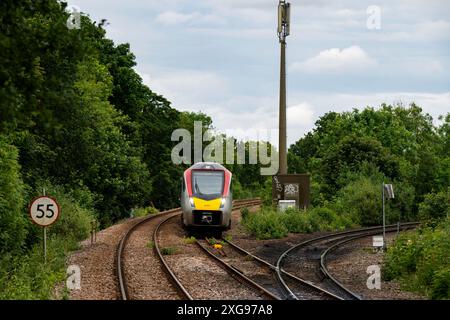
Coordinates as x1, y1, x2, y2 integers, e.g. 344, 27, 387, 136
117, 198, 261, 300
153, 213, 194, 300
151, 198, 261, 300
195, 239, 281, 300
116, 207, 181, 300
319, 223, 418, 300
275, 222, 419, 300
223, 238, 342, 300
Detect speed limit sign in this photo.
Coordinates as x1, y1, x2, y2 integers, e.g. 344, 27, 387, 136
29, 196, 60, 227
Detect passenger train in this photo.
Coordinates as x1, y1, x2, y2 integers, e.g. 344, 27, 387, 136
180, 162, 233, 235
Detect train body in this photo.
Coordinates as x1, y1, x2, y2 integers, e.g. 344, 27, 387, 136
180, 162, 233, 232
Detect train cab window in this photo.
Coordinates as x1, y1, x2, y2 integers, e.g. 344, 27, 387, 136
192, 171, 224, 197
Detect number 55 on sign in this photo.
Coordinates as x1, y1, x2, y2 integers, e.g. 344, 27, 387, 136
29, 196, 60, 227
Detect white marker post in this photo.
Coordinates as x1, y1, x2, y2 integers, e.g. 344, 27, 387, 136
372, 235, 384, 252
382, 183, 394, 250
29, 191, 60, 263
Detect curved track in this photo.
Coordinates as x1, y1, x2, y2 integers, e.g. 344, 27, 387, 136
116, 208, 181, 300
116, 198, 262, 300
276, 222, 419, 300
116, 199, 417, 300
221, 238, 341, 300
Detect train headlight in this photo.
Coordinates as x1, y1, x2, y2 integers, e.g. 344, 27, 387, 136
189, 197, 195, 208
220, 198, 226, 208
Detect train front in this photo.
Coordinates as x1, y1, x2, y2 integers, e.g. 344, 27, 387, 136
181, 162, 233, 231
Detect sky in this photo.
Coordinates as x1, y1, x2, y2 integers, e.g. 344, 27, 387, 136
67, 0, 450, 146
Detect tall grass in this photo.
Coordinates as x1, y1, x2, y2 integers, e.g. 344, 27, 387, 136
383, 218, 450, 299
241, 206, 355, 240
0, 183, 95, 299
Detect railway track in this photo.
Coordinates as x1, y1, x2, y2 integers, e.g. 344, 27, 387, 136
116, 198, 262, 300
199, 236, 341, 300
116, 198, 418, 301
116, 207, 182, 300
276, 222, 419, 300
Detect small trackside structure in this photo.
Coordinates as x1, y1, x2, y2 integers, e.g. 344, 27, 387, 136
272, 174, 310, 210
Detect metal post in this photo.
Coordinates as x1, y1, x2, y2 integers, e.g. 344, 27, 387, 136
43, 227, 47, 263
382, 182, 386, 250
277, 0, 289, 176
43, 188, 47, 263
90, 220, 94, 245
279, 39, 287, 175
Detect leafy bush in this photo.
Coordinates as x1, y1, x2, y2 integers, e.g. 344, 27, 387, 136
240, 207, 250, 220
431, 267, 450, 299
223, 234, 233, 242
418, 189, 450, 223
281, 208, 313, 233
334, 176, 381, 226
0, 235, 78, 299
242, 208, 288, 240
161, 247, 177, 255
0, 180, 96, 299
232, 180, 253, 200
146, 240, 154, 249
0, 138, 27, 254
383, 219, 450, 299
183, 236, 196, 244
132, 206, 159, 217
309, 206, 355, 231
242, 206, 355, 240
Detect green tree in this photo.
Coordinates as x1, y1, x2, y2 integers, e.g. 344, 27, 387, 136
0, 137, 27, 254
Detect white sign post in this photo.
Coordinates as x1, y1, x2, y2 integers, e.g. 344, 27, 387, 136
29, 193, 60, 263
382, 183, 394, 250
372, 235, 384, 249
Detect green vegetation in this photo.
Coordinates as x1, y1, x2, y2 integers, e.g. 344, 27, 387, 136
240, 207, 250, 220
383, 217, 450, 299
206, 238, 226, 246
382, 189, 449, 299
0, 1, 448, 300
0, 138, 27, 254
242, 206, 355, 240
0, 182, 94, 299
146, 241, 154, 249
183, 236, 196, 244
132, 206, 159, 218
289, 106, 449, 219
223, 234, 233, 242
418, 189, 450, 224
0, 1, 266, 299
161, 247, 177, 255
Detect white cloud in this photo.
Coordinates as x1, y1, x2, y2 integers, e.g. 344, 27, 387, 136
416, 20, 450, 39
290, 45, 377, 74
372, 19, 450, 42
187, 27, 272, 38
155, 11, 227, 27
172, 97, 316, 146
140, 69, 228, 110
333, 92, 450, 122
155, 11, 197, 25
287, 103, 314, 127
291, 91, 450, 127
67, 0, 449, 147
